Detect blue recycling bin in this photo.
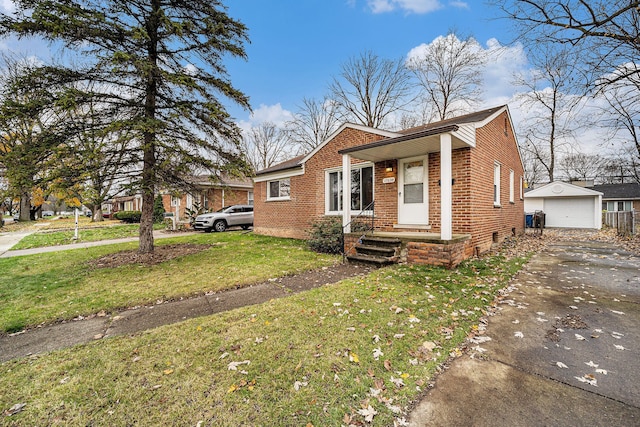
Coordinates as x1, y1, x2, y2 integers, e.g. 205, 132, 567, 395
525, 213, 534, 228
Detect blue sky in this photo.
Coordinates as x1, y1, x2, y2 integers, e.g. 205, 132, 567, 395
225, 0, 524, 127
0, 0, 609, 153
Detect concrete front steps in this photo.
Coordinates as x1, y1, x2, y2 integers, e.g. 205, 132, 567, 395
346, 236, 401, 265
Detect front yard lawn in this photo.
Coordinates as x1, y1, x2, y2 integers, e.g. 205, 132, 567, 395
0, 232, 337, 333
10, 222, 164, 250
0, 253, 526, 426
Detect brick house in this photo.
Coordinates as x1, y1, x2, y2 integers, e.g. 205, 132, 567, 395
161, 175, 254, 223
253, 105, 525, 267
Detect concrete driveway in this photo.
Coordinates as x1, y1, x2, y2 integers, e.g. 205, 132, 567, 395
409, 235, 640, 426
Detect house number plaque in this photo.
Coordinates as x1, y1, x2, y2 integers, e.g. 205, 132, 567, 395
382, 177, 395, 184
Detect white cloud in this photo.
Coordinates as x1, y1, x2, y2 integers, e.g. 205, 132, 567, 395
367, 0, 443, 14
237, 103, 294, 134
0, 0, 14, 13
481, 38, 529, 106
449, 1, 469, 9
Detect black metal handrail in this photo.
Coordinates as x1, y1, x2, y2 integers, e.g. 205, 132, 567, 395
341, 200, 375, 260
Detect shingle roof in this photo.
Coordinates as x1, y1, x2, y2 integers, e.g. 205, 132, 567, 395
589, 183, 640, 200
256, 105, 508, 176
254, 154, 306, 176
190, 174, 253, 188
397, 105, 506, 135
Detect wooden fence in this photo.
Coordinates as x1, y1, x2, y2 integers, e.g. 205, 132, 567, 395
604, 211, 638, 235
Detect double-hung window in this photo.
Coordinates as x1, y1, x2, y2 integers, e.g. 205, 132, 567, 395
494, 162, 501, 206
267, 178, 290, 200
509, 170, 515, 203
326, 164, 373, 213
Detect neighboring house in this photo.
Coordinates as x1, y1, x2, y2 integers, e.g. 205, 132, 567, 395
99, 194, 143, 219
524, 181, 603, 229
588, 183, 640, 212
161, 175, 254, 222
253, 105, 525, 268
112, 194, 143, 212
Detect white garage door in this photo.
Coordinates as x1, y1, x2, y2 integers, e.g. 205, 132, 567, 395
544, 197, 596, 228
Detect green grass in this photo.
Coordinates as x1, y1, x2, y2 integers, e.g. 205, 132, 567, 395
0, 254, 526, 426
0, 232, 337, 333
10, 222, 164, 250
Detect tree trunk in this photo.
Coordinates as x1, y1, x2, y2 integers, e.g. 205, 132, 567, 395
19, 193, 31, 221
92, 203, 104, 222
139, 185, 155, 254
138, 0, 161, 255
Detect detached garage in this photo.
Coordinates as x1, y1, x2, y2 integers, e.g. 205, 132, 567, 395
524, 181, 603, 229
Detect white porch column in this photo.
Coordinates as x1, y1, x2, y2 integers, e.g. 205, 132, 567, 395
440, 134, 453, 240
342, 154, 351, 233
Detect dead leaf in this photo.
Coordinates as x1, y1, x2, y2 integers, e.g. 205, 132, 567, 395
384, 359, 392, 371
357, 404, 377, 422
4, 403, 26, 416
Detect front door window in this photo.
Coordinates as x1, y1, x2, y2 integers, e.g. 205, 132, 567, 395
398, 157, 428, 225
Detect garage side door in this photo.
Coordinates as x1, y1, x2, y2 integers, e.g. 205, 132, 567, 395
544, 197, 596, 228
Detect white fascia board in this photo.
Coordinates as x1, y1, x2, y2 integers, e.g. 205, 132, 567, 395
300, 122, 400, 165
475, 105, 525, 171
253, 166, 305, 183
524, 181, 604, 198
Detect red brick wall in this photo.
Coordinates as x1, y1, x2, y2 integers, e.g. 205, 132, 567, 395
255, 110, 524, 256
406, 239, 472, 268
254, 127, 390, 239
467, 111, 524, 253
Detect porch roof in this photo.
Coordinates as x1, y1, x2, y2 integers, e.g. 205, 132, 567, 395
337, 124, 471, 162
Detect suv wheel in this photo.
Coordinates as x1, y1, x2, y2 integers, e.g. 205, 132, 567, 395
213, 219, 227, 232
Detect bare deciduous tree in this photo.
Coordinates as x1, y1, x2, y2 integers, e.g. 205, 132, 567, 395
243, 122, 296, 172
599, 79, 640, 181
407, 31, 486, 121
329, 51, 413, 129
286, 97, 341, 153
492, 1, 640, 91
520, 136, 549, 187
515, 47, 581, 182
558, 152, 602, 182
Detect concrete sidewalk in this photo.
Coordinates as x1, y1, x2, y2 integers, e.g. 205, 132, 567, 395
0, 231, 35, 256
0, 263, 373, 363
0, 230, 194, 258
408, 239, 640, 426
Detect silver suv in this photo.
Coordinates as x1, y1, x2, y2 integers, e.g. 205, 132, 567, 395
193, 204, 253, 232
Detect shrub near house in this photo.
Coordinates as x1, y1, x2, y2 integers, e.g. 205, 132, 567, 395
114, 211, 142, 223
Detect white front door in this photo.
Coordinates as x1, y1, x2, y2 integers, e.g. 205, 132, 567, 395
398, 156, 428, 225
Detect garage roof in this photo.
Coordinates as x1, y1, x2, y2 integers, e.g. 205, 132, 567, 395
524, 181, 603, 198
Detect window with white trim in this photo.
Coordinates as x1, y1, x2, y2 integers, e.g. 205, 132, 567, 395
326, 165, 373, 213
519, 176, 524, 200
247, 191, 254, 205
171, 196, 180, 207
509, 169, 514, 203
267, 178, 290, 200
494, 162, 501, 206
606, 201, 632, 212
